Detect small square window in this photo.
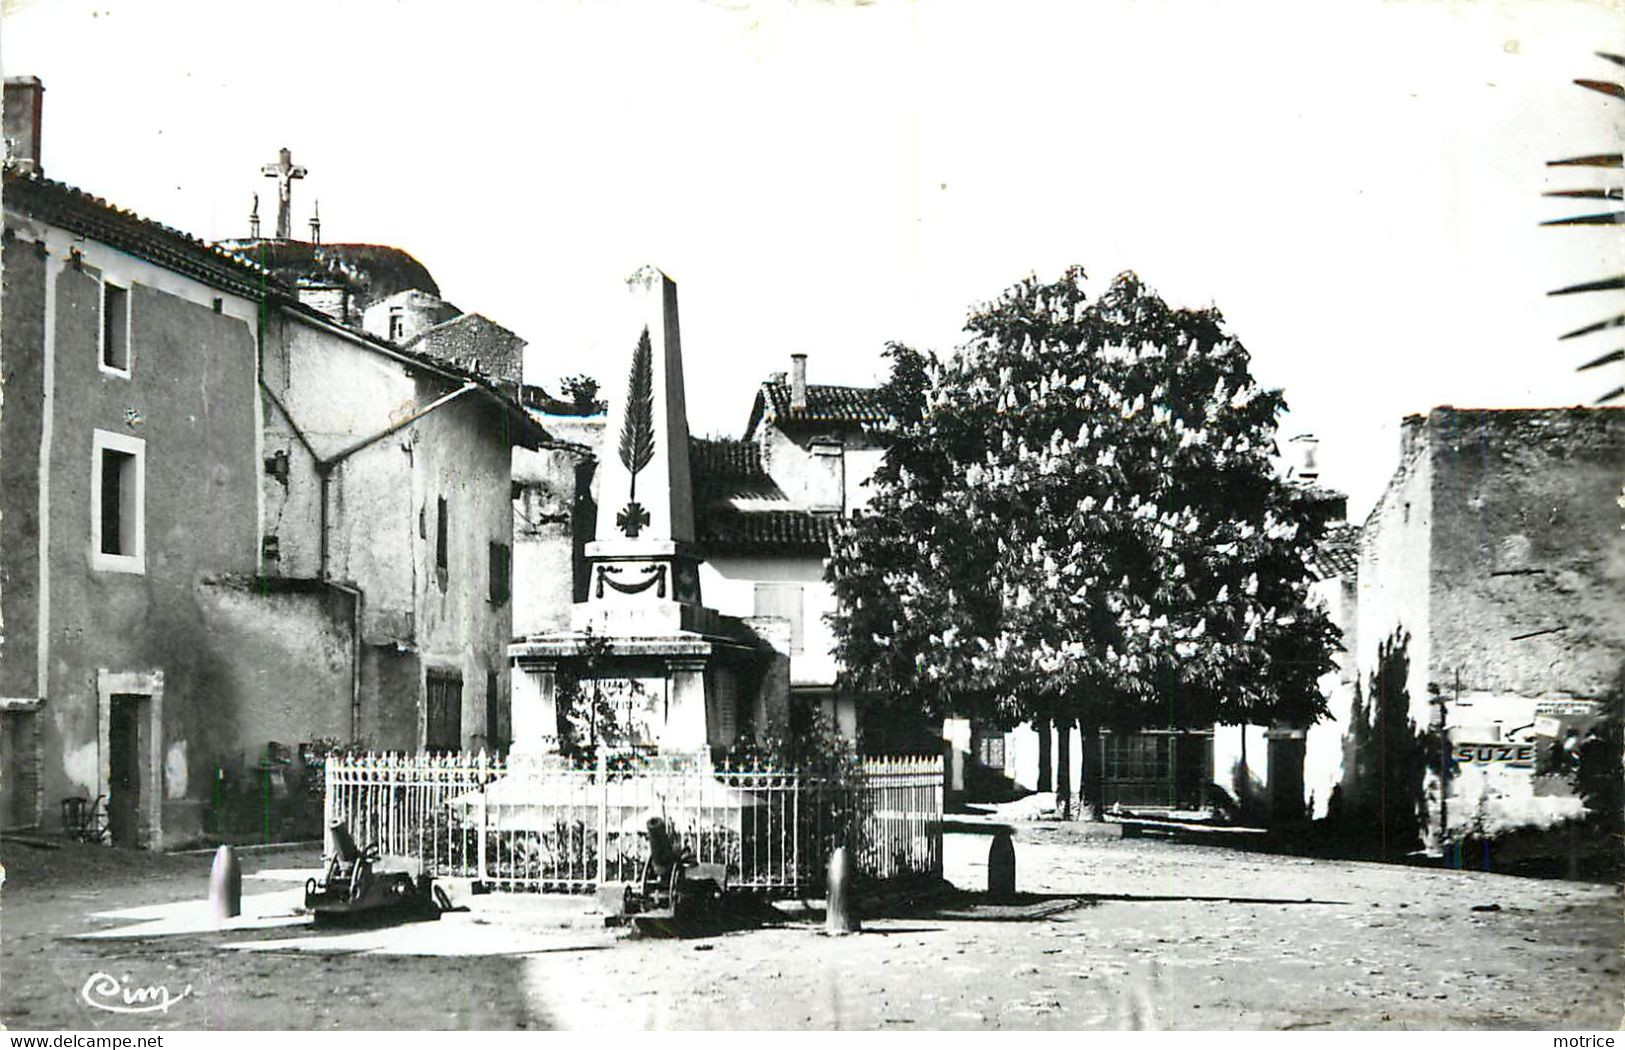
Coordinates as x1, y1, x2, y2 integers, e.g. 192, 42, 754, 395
101, 281, 130, 374
91, 429, 144, 574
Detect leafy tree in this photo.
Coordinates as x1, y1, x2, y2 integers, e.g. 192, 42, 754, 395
828, 268, 1340, 816
560, 373, 607, 413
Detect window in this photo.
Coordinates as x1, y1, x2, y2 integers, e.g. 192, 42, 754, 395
488, 541, 511, 605
973, 726, 1007, 772
388, 308, 405, 342
435, 497, 448, 569
425, 670, 462, 752
435, 496, 449, 591
100, 280, 130, 374
753, 583, 805, 654
91, 430, 144, 574
1102, 733, 1172, 782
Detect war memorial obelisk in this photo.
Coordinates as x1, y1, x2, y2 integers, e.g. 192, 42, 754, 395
508, 267, 783, 765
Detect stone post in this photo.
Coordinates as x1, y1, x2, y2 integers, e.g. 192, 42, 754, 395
826, 846, 860, 934
988, 828, 1016, 901
209, 844, 241, 922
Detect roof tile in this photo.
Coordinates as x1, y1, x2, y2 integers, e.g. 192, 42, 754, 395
4, 169, 288, 301
761, 380, 887, 425
695, 508, 841, 556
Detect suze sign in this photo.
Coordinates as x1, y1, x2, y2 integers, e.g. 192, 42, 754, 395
1452, 742, 1537, 768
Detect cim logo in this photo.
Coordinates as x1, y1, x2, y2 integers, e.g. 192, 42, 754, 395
1452, 742, 1537, 768
81, 972, 193, 1015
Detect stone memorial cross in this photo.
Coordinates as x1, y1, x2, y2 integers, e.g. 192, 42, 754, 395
260, 147, 308, 240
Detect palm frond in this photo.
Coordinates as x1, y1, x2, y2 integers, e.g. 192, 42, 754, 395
618, 327, 657, 493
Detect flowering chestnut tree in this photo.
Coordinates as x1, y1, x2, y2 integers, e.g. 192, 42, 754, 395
828, 268, 1339, 813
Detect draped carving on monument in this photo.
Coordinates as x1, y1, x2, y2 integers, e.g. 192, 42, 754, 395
595, 563, 667, 599
617, 327, 657, 537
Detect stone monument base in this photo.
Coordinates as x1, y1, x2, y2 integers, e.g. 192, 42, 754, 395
508, 617, 788, 763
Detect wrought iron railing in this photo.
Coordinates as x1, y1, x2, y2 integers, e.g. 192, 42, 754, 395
324, 751, 943, 895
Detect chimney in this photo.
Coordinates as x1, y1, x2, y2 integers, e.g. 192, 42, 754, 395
4, 77, 44, 173
790, 353, 808, 411
1288, 434, 1320, 481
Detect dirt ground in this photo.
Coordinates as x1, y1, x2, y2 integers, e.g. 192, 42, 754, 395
1, 823, 1619, 1031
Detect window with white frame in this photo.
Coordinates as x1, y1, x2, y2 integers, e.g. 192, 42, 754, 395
100, 279, 131, 375
91, 430, 144, 574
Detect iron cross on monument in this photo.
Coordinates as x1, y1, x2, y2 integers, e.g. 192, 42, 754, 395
260, 147, 307, 240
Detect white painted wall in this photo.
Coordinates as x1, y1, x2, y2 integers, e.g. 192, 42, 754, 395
701, 553, 835, 687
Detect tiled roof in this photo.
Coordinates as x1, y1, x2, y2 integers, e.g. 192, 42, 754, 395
1309, 523, 1359, 581
403, 312, 526, 383
5, 169, 290, 301
690, 436, 766, 480
3, 168, 550, 452
746, 379, 887, 437
1288, 481, 1348, 506
689, 437, 838, 554
695, 508, 841, 556
689, 437, 783, 506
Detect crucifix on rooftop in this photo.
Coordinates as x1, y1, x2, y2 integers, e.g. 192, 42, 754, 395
260, 147, 308, 240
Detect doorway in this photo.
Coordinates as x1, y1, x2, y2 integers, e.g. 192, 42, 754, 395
108, 694, 149, 846
97, 670, 164, 848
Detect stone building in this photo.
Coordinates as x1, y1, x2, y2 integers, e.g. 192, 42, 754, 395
700, 354, 890, 741
0, 87, 543, 845
254, 300, 545, 761
1, 164, 273, 844
1351, 406, 1623, 839
1203, 407, 1622, 836
361, 292, 527, 385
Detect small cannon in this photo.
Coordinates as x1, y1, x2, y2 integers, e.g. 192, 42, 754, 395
612, 816, 728, 931
304, 821, 447, 925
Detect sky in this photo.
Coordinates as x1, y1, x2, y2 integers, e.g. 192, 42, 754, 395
3, 0, 1620, 518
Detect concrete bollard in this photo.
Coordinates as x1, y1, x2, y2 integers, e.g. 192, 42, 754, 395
826, 845, 860, 934
209, 844, 242, 922
988, 828, 1016, 901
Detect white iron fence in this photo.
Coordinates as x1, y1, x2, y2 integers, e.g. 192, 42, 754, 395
324, 752, 943, 895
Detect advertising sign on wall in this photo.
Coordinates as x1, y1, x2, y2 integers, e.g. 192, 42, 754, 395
1452, 741, 1537, 769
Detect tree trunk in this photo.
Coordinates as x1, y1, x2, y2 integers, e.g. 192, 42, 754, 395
1083, 722, 1105, 821
1036, 718, 1053, 793
1055, 717, 1073, 820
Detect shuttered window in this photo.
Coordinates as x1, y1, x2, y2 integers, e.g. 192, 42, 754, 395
425, 671, 462, 752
